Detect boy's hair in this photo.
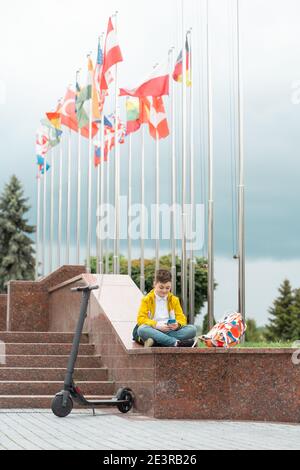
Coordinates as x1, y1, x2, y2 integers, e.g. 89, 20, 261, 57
154, 269, 172, 285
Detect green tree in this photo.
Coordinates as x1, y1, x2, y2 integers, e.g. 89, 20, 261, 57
245, 319, 265, 343
265, 280, 296, 342
91, 254, 212, 321
290, 288, 300, 342
0, 176, 35, 292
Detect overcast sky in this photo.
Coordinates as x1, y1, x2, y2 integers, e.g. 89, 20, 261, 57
0, 0, 300, 324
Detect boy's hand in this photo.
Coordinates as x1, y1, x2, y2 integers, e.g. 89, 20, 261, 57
156, 323, 171, 332
168, 322, 179, 331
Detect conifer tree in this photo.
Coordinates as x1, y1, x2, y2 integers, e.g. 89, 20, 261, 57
265, 280, 295, 342
290, 288, 300, 342
0, 176, 35, 292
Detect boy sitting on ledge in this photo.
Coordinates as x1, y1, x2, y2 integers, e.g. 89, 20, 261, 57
134, 269, 197, 348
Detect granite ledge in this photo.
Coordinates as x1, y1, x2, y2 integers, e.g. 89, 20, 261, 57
126, 347, 298, 355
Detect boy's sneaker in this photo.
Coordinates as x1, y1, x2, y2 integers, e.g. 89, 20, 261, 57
144, 338, 155, 348
176, 339, 195, 348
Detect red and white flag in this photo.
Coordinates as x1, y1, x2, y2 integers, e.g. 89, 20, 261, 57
101, 17, 123, 91
148, 96, 170, 140
120, 62, 169, 98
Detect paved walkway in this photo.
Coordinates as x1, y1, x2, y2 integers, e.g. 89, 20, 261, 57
0, 410, 299, 450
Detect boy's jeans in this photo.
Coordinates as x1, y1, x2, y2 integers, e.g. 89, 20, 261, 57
137, 325, 197, 347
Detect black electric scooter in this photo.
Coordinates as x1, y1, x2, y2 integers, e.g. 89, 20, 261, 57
51, 284, 134, 418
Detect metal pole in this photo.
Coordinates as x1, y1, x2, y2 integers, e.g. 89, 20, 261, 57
99, 111, 105, 274
181, 0, 188, 315
236, 0, 246, 322
105, 147, 111, 274
58, 140, 63, 268
188, 29, 195, 324
207, 0, 215, 329
49, 149, 54, 273
113, 11, 120, 275
140, 127, 145, 292
87, 55, 93, 273
155, 128, 160, 272
76, 71, 82, 266
128, 133, 132, 278
42, 154, 47, 276
35, 173, 41, 280
66, 129, 72, 264
170, 47, 177, 295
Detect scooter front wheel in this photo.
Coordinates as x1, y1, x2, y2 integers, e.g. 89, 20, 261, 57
51, 394, 73, 418
116, 388, 134, 414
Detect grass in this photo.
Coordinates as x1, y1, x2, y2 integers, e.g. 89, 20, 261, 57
197, 340, 296, 349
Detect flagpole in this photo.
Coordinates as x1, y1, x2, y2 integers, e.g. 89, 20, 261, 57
140, 127, 145, 291
236, 0, 246, 323
66, 128, 72, 265
49, 148, 54, 273
58, 138, 63, 268
207, 0, 215, 329
128, 132, 132, 278
99, 104, 105, 274
76, 71, 82, 266
169, 46, 177, 295
188, 29, 195, 324
95, 35, 104, 275
35, 172, 41, 280
42, 154, 47, 276
96, 132, 101, 274
113, 11, 121, 275
181, 0, 188, 315
155, 127, 160, 272
87, 54, 93, 273
105, 147, 111, 274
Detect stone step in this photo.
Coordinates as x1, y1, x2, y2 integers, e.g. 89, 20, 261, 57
0, 381, 115, 396
4, 343, 95, 356
0, 368, 109, 382
0, 355, 103, 368
0, 395, 114, 409
0, 332, 89, 344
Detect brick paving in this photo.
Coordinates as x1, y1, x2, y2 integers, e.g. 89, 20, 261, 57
0, 409, 299, 450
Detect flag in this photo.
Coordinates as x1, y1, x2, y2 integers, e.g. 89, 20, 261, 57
36, 155, 50, 173
173, 35, 191, 86
101, 17, 123, 91
94, 144, 101, 167
75, 62, 92, 129
120, 61, 169, 97
46, 112, 61, 130
59, 88, 98, 138
93, 125, 114, 166
76, 58, 101, 127
36, 125, 50, 156
126, 97, 141, 134
148, 96, 170, 140
89, 57, 101, 121
41, 117, 62, 148
139, 97, 151, 124
94, 39, 107, 116
94, 39, 104, 96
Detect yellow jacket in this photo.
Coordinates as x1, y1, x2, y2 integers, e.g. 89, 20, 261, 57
137, 290, 187, 328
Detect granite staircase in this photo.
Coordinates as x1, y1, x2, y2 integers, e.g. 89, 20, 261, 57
0, 332, 114, 409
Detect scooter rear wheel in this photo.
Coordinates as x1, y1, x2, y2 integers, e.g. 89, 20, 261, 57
51, 394, 73, 418
116, 388, 134, 414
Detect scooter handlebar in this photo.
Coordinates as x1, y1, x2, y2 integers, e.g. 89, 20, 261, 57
71, 285, 99, 293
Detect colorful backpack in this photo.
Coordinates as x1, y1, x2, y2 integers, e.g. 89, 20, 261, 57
200, 312, 247, 349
